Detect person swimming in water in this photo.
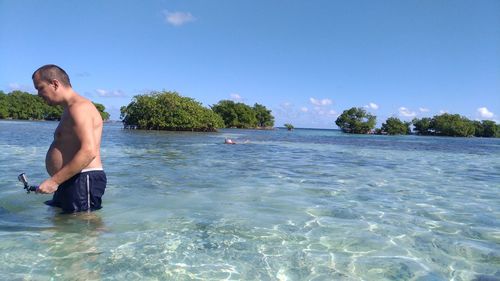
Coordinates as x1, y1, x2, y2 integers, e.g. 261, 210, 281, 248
224, 138, 250, 144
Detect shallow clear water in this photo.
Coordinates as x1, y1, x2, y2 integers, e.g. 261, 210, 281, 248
0, 120, 499, 280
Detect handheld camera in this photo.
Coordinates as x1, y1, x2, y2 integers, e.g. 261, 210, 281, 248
17, 173, 38, 193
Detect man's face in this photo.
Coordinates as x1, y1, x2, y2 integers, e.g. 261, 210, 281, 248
33, 74, 57, 105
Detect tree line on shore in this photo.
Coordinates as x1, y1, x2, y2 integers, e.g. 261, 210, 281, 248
120, 91, 274, 131
335, 107, 499, 138
3, 90, 497, 138
0, 90, 110, 121
1, 90, 273, 131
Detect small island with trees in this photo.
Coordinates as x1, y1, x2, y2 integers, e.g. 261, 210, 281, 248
211, 100, 274, 129
335, 107, 500, 138
120, 91, 224, 132
120, 91, 274, 131
284, 123, 294, 131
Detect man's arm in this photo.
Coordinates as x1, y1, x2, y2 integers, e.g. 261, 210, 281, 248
37, 102, 97, 193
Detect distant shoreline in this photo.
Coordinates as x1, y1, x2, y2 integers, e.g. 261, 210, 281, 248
3, 119, 498, 138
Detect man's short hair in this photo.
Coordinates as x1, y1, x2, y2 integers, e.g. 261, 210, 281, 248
32, 64, 72, 87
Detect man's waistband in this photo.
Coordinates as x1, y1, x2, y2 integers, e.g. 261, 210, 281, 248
81, 167, 104, 173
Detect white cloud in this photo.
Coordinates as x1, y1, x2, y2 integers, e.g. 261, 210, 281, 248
9, 83, 20, 90
477, 107, 494, 119
398, 107, 416, 117
316, 109, 326, 115
439, 110, 448, 114
313, 107, 336, 116
279, 102, 294, 111
275, 102, 299, 120
8, 83, 34, 93
364, 102, 379, 110
96, 89, 107, 96
274, 100, 337, 129
163, 10, 196, 26
230, 93, 243, 101
309, 98, 332, 106
419, 107, 429, 112
95, 89, 126, 97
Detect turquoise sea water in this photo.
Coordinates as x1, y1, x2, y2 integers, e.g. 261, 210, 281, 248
0, 120, 499, 280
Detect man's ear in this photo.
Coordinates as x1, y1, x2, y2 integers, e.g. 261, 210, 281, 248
51, 79, 60, 90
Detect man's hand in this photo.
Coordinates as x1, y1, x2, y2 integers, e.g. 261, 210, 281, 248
36, 178, 59, 194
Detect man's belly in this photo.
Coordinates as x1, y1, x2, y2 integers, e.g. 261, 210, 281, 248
45, 143, 102, 176
45, 144, 64, 176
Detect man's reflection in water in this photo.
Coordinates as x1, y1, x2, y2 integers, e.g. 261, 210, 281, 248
45, 211, 107, 280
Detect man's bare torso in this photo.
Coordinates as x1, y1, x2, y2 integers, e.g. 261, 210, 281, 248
46, 99, 103, 176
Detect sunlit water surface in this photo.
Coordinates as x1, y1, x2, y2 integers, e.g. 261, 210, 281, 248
0, 120, 499, 280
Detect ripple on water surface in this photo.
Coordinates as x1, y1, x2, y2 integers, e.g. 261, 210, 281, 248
0, 122, 499, 280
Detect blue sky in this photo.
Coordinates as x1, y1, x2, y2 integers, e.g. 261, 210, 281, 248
1, 0, 499, 128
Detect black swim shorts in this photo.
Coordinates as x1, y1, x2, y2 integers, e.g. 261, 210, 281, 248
45, 169, 107, 213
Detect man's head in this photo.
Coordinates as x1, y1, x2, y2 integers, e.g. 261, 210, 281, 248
32, 64, 72, 105
32, 64, 71, 87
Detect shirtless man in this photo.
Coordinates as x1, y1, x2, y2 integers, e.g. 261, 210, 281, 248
32, 65, 106, 213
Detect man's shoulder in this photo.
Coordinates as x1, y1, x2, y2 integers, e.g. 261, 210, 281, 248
69, 96, 96, 111
68, 96, 101, 121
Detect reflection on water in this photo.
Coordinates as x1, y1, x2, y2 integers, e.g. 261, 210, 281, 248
0, 121, 499, 280
0, 207, 106, 280
41, 212, 105, 280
